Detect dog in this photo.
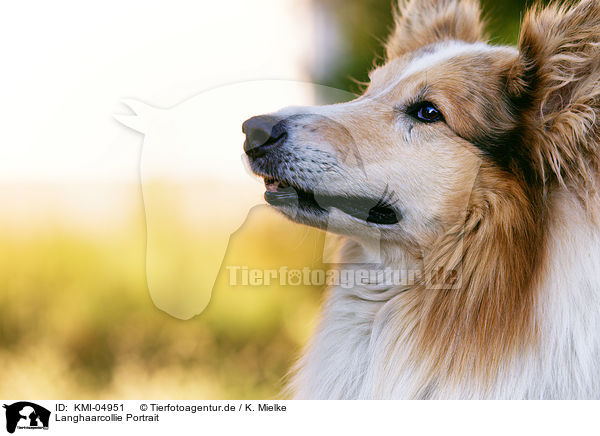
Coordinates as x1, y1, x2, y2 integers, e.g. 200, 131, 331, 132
242, 0, 600, 399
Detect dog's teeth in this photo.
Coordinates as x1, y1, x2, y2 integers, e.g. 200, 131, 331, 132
264, 177, 280, 192
264, 176, 291, 192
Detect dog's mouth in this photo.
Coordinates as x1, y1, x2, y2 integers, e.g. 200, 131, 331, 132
262, 176, 400, 225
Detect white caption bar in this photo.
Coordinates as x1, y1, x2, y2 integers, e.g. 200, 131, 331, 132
0, 400, 596, 436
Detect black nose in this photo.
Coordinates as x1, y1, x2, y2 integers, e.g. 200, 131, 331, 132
242, 115, 287, 158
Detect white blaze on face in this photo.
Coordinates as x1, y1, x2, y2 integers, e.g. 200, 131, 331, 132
370, 41, 516, 99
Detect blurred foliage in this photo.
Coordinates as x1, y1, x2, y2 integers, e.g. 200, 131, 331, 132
312, 0, 552, 94
0, 201, 325, 399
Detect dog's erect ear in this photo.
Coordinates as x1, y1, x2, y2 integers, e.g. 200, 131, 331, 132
511, 0, 600, 188
385, 0, 485, 59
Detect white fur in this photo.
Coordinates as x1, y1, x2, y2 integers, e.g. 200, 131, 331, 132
371, 41, 511, 99
289, 191, 600, 399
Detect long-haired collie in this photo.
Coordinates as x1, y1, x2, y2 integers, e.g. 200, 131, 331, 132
242, 0, 600, 399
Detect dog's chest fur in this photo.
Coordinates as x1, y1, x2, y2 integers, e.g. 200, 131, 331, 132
289, 195, 600, 399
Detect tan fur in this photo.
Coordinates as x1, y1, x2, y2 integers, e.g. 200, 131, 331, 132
405, 164, 545, 392
514, 0, 600, 199
245, 0, 600, 398
381, 0, 600, 394
386, 0, 486, 59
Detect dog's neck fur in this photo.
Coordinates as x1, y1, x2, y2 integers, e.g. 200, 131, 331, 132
288, 189, 600, 399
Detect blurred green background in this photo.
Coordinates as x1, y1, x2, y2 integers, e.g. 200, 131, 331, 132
314, 0, 551, 94
0, 0, 545, 400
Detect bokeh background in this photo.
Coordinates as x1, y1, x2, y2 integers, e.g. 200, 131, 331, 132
0, 0, 547, 399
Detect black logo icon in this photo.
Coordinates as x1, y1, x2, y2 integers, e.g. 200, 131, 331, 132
2, 402, 50, 434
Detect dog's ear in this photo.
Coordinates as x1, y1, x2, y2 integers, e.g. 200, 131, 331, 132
510, 0, 600, 188
385, 0, 485, 59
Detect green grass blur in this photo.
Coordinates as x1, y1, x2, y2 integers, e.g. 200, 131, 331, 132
313, 0, 552, 94
0, 186, 325, 399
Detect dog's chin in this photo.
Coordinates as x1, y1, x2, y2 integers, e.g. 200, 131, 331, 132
261, 176, 401, 229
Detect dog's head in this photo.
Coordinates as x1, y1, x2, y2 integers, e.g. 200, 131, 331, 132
243, 0, 600, 250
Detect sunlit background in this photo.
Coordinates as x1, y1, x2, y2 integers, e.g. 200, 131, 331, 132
0, 0, 544, 399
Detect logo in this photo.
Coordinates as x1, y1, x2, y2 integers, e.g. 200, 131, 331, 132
3, 402, 50, 434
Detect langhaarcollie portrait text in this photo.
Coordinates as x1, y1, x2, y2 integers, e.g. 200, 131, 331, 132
243, 0, 600, 399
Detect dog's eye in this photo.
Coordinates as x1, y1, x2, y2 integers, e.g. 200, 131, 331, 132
410, 102, 443, 123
